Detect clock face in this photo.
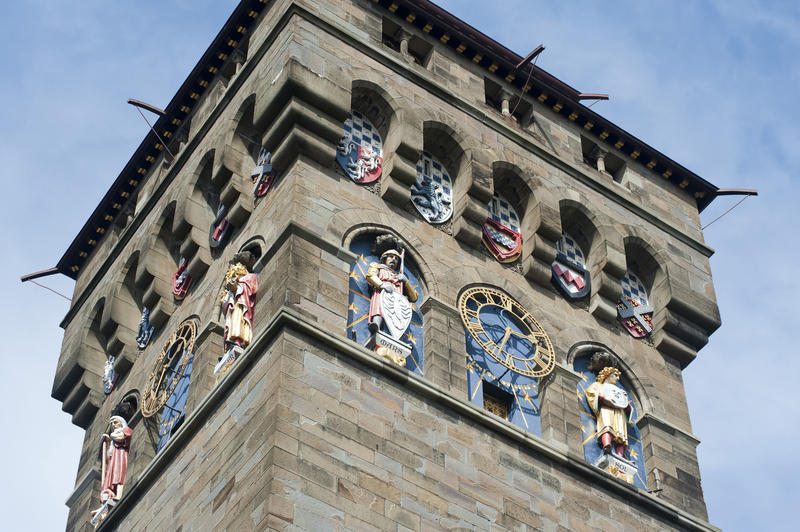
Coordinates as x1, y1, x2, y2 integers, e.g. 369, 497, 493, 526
459, 287, 555, 379
142, 319, 196, 418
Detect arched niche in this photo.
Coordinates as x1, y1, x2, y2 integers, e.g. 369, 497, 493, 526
345, 230, 426, 376
619, 235, 664, 338
481, 162, 534, 263
570, 343, 649, 489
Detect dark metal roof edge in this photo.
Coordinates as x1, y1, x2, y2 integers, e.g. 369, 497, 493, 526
399, 0, 719, 209
56, 0, 262, 279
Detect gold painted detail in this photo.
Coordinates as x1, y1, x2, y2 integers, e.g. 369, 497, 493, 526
583, 121, 594, 131
423, 24, 433, 33
375, 346, 406, 366
679, 179, 689, 188
607, 465, 634, 484
236, 25, 247, 34
483, 393, 508, 419
389, 3, 399, 13
440, 33, 450, 44
662, 169, 672, 179
472, 53, 482, 63
456, 44, 467, 53
552, 102, 563, 112
249, 10, 259, 18
141, 319, 197, 418
614, 140, 624, 149
198, 80, 209, 88
488, 63, 498, 73
505, 73, 515, 83
646, 160, 656, 169
145, 155, 156, 163
599, 131, 609, 140
630, 150, 640, 159
406, 13, 416, 23
458, 286, 556, 378
568, 112, 578, 121
537, 93, 547, 103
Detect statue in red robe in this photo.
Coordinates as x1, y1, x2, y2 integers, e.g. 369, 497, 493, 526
90, 415, 133, 526
215, 252, 259, 380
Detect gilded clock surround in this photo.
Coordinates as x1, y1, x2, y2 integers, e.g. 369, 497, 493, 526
458, 286, 556, 379
141, 319, 197, 418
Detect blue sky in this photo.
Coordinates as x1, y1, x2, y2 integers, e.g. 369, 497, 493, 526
1, 1, 796, 530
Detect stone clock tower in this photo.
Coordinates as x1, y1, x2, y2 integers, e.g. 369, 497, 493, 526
51, 1, 724, 530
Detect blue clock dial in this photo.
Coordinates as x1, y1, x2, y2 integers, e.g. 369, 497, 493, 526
459, 287, 555, 379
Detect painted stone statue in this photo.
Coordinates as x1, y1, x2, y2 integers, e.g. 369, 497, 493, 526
585, 366, 632, 457
214, 252, 258, 381
90, 413, 133, 526
102, 355, 117, 395
364, 235, 418, 365
135, 307, 155, 350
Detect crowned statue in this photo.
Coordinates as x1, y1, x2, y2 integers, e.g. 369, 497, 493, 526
214, 251, 258, 381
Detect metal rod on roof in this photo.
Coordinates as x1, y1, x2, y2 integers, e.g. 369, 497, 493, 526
578, 93, 610, 101
127, 98, 166, 116
513, 45, 544, 71
715, 188, 759, 197
127, 98, 175, 160
20, 267, 60, 282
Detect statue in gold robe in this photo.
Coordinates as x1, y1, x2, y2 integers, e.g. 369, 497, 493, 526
585, 366, 632, 457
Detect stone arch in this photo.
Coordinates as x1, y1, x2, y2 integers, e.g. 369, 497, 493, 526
490, 161, 536, 253
177, 148, 222, 263
350, 79, 396, 147
622, 232, 666, 307
422, 120, 469, 190
214, 94, 257, 226
567, 341, 654, 413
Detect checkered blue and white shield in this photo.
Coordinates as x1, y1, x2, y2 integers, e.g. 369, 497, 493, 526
556, 233, 585, 268
336, 111, 383, 184
552, 233, 590, 298
483, 192, 522, 262
411, 151, 453, 223
621, 271, 648, 307
618, 270, 653, 337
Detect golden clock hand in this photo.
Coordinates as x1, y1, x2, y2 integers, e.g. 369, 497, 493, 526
495, 326, 512, 362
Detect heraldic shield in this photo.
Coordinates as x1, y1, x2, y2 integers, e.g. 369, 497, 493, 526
336, 111, 383, 184
617, 271, 653, 338
251, 147, 277, 198
482, 192, 522, 263
552, 233, 590, 299
411, 152, 453, 224
379, 289, 413, 342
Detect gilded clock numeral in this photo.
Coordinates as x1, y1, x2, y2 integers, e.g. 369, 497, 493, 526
459, 287, 556, 379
